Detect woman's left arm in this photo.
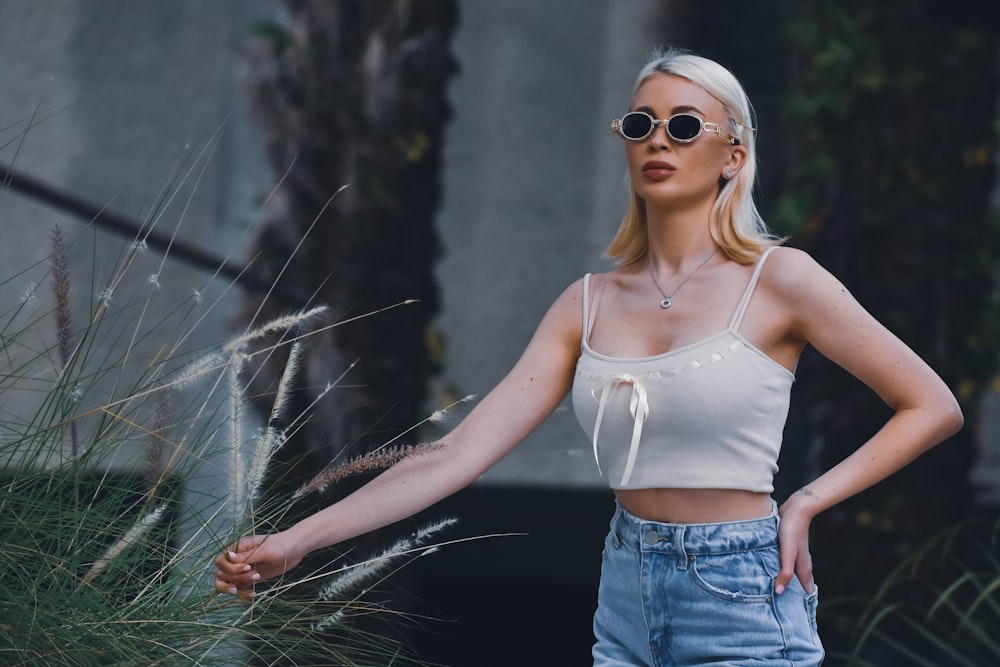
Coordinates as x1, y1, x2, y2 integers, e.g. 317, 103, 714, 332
767, 248, 964, 594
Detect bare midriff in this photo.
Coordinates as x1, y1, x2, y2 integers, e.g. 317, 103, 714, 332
615, 487, 774, 524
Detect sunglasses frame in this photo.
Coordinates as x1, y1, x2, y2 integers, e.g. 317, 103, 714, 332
611, 111, 741, 145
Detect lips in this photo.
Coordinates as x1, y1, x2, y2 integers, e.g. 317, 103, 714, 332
642, 160, 676, 179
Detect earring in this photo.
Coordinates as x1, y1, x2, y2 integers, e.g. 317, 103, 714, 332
724, 169, 733, 178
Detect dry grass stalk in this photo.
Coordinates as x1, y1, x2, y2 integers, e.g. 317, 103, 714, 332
312, 516, 459, 632
50, 225, 72, 367
143, 385, 170, 492
292, 394, 476, 498
267, 339, 303, 427
246, 340, 305, 510
49, 224, 80, 458
80, 504, 168, 587
294, 442, 444, 499
222, 306, 328, 355
226, 352, 248, 523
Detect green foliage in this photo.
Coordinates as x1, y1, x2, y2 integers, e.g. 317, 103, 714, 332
776, 0, 1000, 655
826, 515, 1000, 666
0, 223, 452, 665
781, 4, 1000, 485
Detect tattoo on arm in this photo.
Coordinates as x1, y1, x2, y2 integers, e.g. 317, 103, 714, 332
794, 487, 818, 501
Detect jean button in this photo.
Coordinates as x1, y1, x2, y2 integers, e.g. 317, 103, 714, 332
643, 529, 660, 545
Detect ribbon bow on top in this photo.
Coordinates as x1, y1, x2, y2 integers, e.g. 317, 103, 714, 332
592, 373, 649, 487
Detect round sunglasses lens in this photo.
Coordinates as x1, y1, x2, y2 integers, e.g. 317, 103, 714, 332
667, 115, 702, 141
620, 113, 653, 139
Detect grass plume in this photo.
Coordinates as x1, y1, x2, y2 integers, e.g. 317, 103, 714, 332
222, 305, 327, 355
312, 517, 459, 632
246, 340, 303, 510
0, 220, 459, 665
80, 504, 168, 587
295, 442, 444, 498
50, 225, 72, 367
49, 224, 79, 459
142, 386, 170, 491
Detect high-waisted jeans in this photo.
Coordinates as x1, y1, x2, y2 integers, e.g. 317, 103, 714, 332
592, 501, 824, 666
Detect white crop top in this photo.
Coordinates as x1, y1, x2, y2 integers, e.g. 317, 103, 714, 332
571, 247, 794, 491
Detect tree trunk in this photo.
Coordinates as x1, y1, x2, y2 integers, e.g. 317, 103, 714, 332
243, 0, 459, 484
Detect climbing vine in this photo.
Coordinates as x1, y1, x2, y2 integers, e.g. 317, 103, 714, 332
776, 0, 1000, 625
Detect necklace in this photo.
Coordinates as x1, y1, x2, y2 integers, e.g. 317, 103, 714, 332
645, 249, 717, 309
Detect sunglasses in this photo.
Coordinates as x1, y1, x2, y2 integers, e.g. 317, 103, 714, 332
611, 111, 741, 145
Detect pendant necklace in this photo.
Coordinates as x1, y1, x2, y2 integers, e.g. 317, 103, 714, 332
646, 249, 717, 309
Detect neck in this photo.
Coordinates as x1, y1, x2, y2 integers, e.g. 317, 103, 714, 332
644, 199, 717, 268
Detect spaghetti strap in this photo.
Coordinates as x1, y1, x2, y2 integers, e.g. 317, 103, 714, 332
582, 273, 605, 346
728, 246, 779, 331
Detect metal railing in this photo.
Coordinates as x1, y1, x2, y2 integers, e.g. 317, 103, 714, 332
1, 161, 309, 308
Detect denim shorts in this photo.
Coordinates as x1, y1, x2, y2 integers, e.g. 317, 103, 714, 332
592, 502, 824, 666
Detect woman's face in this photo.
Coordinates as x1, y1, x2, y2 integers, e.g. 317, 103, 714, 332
623, 73, 744, 211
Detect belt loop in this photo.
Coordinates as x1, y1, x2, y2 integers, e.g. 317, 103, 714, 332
674, 526, 688, 569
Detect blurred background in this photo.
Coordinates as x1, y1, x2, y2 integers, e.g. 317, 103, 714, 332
2, 0, 999, 665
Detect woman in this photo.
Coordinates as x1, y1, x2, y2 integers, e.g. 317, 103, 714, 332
216, 47, 963, 665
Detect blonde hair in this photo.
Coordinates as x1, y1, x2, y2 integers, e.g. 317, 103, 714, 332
606, 47, 781, 266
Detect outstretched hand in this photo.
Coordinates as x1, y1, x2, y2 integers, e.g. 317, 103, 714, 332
775, 497, 816, 596
214, 531, 303, 600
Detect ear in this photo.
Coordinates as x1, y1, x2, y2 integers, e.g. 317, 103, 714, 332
723, 144, 748, 179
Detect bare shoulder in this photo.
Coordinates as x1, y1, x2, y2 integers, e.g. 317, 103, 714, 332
754, 245, 860, 342
760, 246, 850, 310
533, 275, 590, 350
544, 268, 636, 350
758, 245, 841, 297
552, 269, 625, 309
550, 274, 588, 312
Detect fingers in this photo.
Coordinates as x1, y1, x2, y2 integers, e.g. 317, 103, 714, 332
215, 575, 258, 599
231, 534, 268, 557
214, 550, 254, 576
774, 538, 797, 595
795, 555, 815, 594
775, 542, 814, 596
215, 538, 267, 598
215, 576, 239, 596
215, 567, 260, 598
774, 564, 794, 595
775, 504, 815, 596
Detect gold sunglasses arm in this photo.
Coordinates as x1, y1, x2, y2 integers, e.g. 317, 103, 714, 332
704, 122, 740, 145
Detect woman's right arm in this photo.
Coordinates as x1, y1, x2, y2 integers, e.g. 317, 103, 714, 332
215, 278, 587, 596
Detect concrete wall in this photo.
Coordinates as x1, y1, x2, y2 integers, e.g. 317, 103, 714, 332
2, 1, 997, 500
432, 1, 1000, 501
431, 0, 676, 487
0, 0, 665, 486
0, 0, 275, 468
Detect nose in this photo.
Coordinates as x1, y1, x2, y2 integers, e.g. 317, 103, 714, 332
648, 121, 671, 149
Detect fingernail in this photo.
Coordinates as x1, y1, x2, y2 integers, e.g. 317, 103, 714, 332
251, 573, 261, 581
242, 564, 252, 572
227, 587, 237, 595
228, 551, 238, 559
775, 583, 785, 595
